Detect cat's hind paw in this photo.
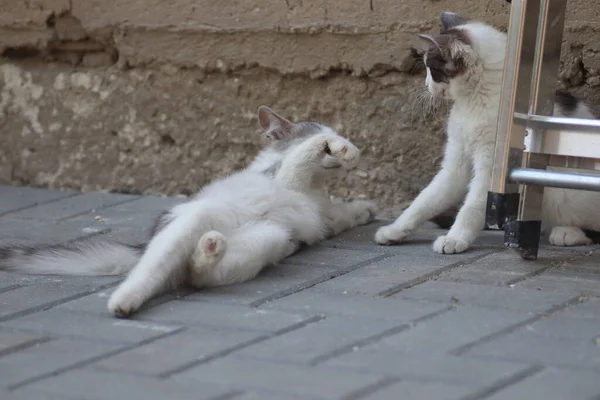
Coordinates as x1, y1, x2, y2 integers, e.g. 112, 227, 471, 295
107, 287, 144, 318
353, 200, 378, 225
433, 235, 469, 254
375, 224, 410, 245
549, 226, 592, 247
191, 231, 227, 267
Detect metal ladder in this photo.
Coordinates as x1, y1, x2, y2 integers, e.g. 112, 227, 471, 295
486, 0, 600, 260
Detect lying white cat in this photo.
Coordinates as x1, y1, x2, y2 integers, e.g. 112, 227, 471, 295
1, 107, 377, 316
376, 12, 600, 253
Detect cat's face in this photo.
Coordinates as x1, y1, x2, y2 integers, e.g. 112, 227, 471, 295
257, 106, 342, 169
416, 12, 507, 100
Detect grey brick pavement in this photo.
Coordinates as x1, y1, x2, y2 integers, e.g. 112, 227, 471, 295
1, 184, 599, 400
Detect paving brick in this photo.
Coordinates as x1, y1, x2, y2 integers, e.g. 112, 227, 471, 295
261, 289, 448, 321
0, 338, 125, 388
464, 330, 600, 369
93, 327, 262, 375
0, 185, 76, 216
0, 276, 120, 321
0, 389, 62, 400
15, 369, 235, 400
282, 245, 385, 268
325, 350, 531, 387
310, 250, 495, 296
55, 288, 190, 314
231, 391, 320, 400
522, 315, 600, 341
137, 300, 317, 333
183, 254, 381, 307
234, 316, 403, 364
65, 195, 187, 242
0, 329, 47, 356
169, 357, 388, 399
516, 275, 600, 296
560, 296, 600, 319
0, 272, 41, 292
5, 192, 139, 221
363, 381, 475, 400
2, 186, 600, 398
435, 249, 580, 286
361, 307, 533, 354
394, 281, 576, 313
483, 368, 600, 400
0, 216, 110, 242
1, 308, 181, 344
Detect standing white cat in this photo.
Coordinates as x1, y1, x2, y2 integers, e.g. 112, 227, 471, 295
0, 107, 377, 316
376, 12, 600, 253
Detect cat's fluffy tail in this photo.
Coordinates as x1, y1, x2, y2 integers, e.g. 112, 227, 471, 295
0, 240, 143, 276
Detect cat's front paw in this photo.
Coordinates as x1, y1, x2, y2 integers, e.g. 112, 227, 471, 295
549, 226, 592, 247
326, 137, 360, 168
107, 287, 144, 318
353, 200, 378, 225
433, 235, 469, 254
375, 224, 410, 245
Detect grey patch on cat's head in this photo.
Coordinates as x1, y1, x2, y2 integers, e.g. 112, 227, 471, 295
440, 12, 467, 31
555, 91, 578, 115
257, 106, 328, 151
417, 27, 472, 84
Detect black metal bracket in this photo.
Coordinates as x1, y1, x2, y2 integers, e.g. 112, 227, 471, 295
485, 191, 520, 230
504, 220, 542, 260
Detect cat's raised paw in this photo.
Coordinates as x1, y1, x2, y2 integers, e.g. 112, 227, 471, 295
327, 138, 360, 168
549, 226, 592, 247
375, 224, 409, 245
433, 235, 469, 254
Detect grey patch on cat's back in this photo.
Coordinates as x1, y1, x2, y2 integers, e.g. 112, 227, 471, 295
261, 160, 282, 177
555, 91, 578, 115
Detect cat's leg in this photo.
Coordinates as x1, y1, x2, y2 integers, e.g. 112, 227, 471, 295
192, 221, 296, 287
433, 149, 491, 254
107, 203, 210, 317
276, 133, 360, 191
375, 142, 469, 245
326, 200, 378, 236
549, 226, 592, 246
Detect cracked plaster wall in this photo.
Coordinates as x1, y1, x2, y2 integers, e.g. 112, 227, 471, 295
1, 0, 599, 212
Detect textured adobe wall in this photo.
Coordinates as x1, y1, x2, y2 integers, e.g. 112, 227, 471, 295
1, 0, 599, 212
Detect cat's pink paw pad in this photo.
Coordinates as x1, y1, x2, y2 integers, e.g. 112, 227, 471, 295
433, 235, 469, 254
199, 231, 227, 258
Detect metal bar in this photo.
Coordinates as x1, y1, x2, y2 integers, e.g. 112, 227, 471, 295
509, 168, 600, 191
489, 0, 538, 195
515, 113, 600, 133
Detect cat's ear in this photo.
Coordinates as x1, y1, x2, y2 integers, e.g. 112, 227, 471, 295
257, 106, 295, 140
416, 32, 472, 60
415, 34, 448, 53
440, 12, 466, 31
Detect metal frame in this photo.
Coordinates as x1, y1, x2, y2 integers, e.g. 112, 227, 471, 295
487, 0, 600, 260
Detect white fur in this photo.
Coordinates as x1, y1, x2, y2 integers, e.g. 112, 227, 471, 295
107, 116, 377, 316
376, 19, 600, 253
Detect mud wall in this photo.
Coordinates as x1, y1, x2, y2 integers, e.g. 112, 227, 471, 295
1, 0, 599, 211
